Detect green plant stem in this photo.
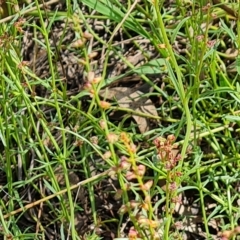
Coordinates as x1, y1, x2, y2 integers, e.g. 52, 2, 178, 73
153, 0, 191, 162
196, 162, 210, 238
238, 2, 240, 51
164, 171, 171, 238
192, 6, 211, 142
34, 1, 76, 238
153, 0, 192, 237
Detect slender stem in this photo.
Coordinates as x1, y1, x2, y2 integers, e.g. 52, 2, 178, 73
153, 0, 192, 164
153, 0, 192, 236
196, 162, 210, 238
34, 1, 76, 238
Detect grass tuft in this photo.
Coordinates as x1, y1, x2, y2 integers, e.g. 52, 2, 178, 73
1, 0, 240, 240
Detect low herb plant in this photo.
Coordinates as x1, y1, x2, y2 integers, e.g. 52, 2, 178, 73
0, 0, 240, 240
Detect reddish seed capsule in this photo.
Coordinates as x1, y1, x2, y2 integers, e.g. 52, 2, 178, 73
106, 132, 118, 143
87, 71, 95, 82
100, 101, 111, 110
83, 31, 93, 39
103, 151, 111, 160
70, 38, 86, 48
137, 165, 146, 177
92, 76, 102, 84
141, 180, 153, 191
88, 51, 98, 59
99, 119, 106, 129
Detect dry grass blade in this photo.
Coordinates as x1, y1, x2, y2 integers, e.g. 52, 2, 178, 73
0, 0, 60, 23
3, 169, 111, 219
107, 0, 139, 44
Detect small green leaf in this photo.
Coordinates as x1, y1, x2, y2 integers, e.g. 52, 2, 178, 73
223, 115, 240, 122
236, 56, 240, 75
170, 16, 190, 43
